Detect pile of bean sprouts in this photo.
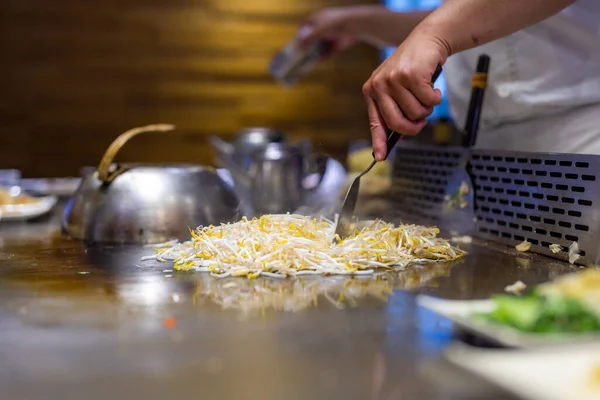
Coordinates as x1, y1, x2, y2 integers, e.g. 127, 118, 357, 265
142, 214, 465, 279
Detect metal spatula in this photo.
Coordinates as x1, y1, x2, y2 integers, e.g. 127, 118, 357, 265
443, 54, 490, 229
334, 65, 443, 240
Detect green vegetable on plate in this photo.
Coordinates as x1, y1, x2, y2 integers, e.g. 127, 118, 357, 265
477, 287, 600, 334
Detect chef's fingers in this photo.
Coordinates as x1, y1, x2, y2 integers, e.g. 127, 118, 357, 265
298, 10, 353, 51
371, 92, 427, 137
388, 80, 434, 121
365, 96, 388, 161
333, 35, 355, 52
406, 77, 443, 108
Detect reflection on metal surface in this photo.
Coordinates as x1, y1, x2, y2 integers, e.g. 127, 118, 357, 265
117, 276, 172, 307
0, 261, 457, 327
188, 263, 455, 314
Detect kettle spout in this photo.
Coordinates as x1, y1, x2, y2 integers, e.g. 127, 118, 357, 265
214, 155, 252, 190
210, 136, 254, 188
210, 136, 235, 163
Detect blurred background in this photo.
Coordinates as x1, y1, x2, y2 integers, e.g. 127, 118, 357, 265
0, 0, 452, 178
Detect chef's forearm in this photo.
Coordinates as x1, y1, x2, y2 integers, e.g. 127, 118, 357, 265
413, 0, 576, 57
348, 6, 433, 48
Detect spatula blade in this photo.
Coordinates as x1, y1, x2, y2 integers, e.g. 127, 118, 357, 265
334, 176, 361, 239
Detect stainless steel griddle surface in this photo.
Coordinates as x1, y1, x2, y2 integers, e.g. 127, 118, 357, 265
0, 202, 580, 400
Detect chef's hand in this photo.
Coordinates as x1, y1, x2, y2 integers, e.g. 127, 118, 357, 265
298, 7, 362, 54
363, 31, 449, 161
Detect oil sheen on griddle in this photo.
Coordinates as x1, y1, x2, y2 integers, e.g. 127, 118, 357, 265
269, 30, 332, 87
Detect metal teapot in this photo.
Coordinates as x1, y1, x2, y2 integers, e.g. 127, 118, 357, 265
63, 124, 242, 244
216, 141, 330, 215
210, 127, 286, 171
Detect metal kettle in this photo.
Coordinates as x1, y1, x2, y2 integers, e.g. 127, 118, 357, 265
216, 141, 328, 215
63, 124, 242, 244
210, 127, 286, 171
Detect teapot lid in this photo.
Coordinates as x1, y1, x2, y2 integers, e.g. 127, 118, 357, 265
234, 127, 285, 152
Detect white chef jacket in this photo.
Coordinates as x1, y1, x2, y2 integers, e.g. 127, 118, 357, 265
443, 0, 600, 154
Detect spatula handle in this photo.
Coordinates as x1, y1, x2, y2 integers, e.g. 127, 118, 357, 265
381, 131, 402, 161
376, 64, 444, 160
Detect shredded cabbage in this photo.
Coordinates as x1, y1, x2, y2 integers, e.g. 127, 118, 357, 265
143, 214, 464, 279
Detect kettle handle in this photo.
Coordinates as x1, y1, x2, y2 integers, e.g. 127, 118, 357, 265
302, 152, 330, 191
97, 124, 175, 184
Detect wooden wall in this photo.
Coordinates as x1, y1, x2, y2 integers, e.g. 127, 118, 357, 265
0, 0, 380, 178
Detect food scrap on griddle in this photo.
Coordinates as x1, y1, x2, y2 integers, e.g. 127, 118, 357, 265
515, 240, 531, 252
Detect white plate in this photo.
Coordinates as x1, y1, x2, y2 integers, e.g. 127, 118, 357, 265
417, 295, 600, 348
19, 178, 81, 197
445, 342, 600, 400
0, 195, 58, 221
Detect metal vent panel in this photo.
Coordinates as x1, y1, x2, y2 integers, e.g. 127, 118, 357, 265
470, 150, 600, 265
390, 143, 600, 265
390, 144, 464, 225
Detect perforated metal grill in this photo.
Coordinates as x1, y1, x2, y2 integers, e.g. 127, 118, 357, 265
470, 150, 600, 265
389, 144, 465, 225
391, 144, 600, 265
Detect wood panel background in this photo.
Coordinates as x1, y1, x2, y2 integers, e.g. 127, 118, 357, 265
0, 0, 380, 178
